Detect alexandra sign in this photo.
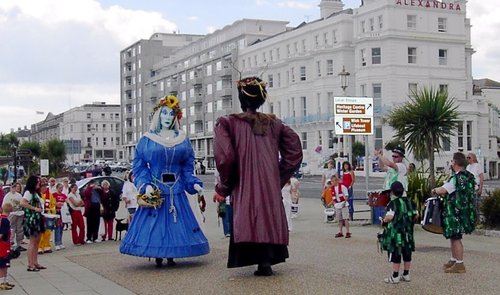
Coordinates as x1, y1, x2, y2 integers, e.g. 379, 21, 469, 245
395, 0, 462, 11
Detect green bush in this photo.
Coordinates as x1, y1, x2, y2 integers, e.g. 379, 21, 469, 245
480, 189, 500, 228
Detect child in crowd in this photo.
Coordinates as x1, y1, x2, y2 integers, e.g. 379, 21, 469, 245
330, 175, 351, 238
321, 180, 335, 223
0, 202, 15, 290
380, 181, 417, 284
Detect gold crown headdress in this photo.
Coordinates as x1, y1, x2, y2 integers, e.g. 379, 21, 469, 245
236, 77, 268, 99
153, 95, 183, 120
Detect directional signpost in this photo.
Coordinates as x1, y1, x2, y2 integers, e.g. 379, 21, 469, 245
333, 97, 374, 135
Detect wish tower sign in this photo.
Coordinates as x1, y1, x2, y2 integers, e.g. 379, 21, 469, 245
333, 97, 374, 135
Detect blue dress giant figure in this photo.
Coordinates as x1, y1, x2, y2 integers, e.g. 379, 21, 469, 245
120, 96, 209, 267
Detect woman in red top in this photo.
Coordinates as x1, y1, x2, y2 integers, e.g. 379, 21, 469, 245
52, 183, 67, 250
341, 161, 355, 221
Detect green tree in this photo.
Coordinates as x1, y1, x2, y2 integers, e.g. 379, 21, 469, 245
0, 133, 19, 156
40, 139, 67, 176
387, 86, 459, 187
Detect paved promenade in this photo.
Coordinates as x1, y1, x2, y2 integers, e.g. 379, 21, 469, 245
7, 190, 500, 295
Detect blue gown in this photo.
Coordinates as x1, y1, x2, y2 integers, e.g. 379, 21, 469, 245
120, 131, 210, 258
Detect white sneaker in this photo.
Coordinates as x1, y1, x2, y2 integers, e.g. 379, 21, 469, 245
384, 276, 400, 284
94, 239, 101, 243
86, 240, 93, 244
55, 245, 61, 251
400, 274, 411, 282
59, 245, 65, 249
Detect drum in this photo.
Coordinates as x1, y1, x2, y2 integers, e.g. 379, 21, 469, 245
324, 208, 335, 222
367, 190, 390, 207
43, 214, 59, 231
421, 197, 443, 234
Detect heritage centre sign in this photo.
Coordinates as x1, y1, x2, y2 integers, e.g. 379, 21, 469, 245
333, 97, 374, 135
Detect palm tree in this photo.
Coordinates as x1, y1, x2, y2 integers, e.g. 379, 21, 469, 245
387, 86, 459, 187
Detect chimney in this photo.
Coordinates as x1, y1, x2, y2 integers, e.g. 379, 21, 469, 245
319, 0, 344, 19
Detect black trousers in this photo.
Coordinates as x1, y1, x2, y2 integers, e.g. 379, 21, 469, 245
86, 203, 101, 241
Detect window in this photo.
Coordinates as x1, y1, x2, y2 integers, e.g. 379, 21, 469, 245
268, 74, 274, 87
301, 132, 308, 150
369, 18, 374, 31
302, 40, 306, 52
438, 17, 447, 32
326, 60, 333, 75
439, 84, 448, 93
439, 49, 447, 65
216, 80, 222, 91
328, 130, 334, 149
318, 131, 323, 146
407, 15, 416, 30
327, 92, 334, 113
333, 30, 337, 44
87, 113, 91, 119
103, 137, 107, 146
457, 121, 464, 149
360, 84, 366, 97
216, 61, 222, 71
373, 83, 382, 113
375, 127, 383, 149
277, 73, 281, 87
206, 64, 212, 76
276, 48, 280, 59
378, 15, 383, 29
361, 49, 366, 66
262, 52, 267, 62
301, 96, 307, 117
102, 124, 106, 131
291, 67, 295, 82
316, 61, 321, 77
408, 83, 418, 97
361, 21, 365, 33
466, 121, 472, 151
314, 35, 319, 48
87, 137, 91, 146
372, 47, 381, 64
443, 136, 451, 151
287, 44, 291, 57
408, 47, 417, 64
207, 84, 212, 95
87, 124, 91, 132
300, 66, 306, 81
323, 32, 329, 46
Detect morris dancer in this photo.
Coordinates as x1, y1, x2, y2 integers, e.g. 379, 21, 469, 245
431, 152, 476, 273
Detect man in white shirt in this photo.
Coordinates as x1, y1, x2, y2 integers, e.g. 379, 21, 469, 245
2, 182, 25, 251
466, 153, 484, 197
376, 147, 408, 192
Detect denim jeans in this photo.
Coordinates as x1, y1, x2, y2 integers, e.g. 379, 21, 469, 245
54, 224, 64, 246
222, 205, 233, 236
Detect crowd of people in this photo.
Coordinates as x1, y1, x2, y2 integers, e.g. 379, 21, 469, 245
0, 77, 484, 288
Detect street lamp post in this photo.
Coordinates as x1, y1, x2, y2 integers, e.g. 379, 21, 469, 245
338, 65, 351, 163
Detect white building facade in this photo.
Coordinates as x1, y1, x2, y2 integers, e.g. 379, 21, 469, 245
119, 0, 499, 178
237, 0, 498, 177
31, 102, 122, 164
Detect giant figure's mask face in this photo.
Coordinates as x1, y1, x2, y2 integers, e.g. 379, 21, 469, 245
159, 106, 175, 130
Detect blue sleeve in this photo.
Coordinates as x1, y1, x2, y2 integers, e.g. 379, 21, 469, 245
133, 137, 153, 194
180, 139, 202, 195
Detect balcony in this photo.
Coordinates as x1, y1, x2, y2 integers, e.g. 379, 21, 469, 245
192, 77, 203, 86
219, 88, 233, 97
218, 68, 232, 77
189, 113, 204, 122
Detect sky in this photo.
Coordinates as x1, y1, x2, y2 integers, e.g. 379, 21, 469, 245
0, 0, 498, 134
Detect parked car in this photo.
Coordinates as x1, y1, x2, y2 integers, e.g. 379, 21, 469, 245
76, 176, 125, 198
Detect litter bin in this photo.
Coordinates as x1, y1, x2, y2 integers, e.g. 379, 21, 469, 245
372, 206, 386, 225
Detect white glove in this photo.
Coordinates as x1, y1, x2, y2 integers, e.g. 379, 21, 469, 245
194, 184, 203, 194
145, 185, 154, 196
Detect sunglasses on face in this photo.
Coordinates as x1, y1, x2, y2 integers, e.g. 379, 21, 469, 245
392, 155, 400, 158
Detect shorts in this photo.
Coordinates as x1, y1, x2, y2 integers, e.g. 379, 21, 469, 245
335, 206, 349, 221
0, 256, 10, 268
388, 249, 412, 263
450, 234, 463, 241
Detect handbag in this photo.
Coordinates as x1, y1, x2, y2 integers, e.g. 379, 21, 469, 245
60, 203, 72, 224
